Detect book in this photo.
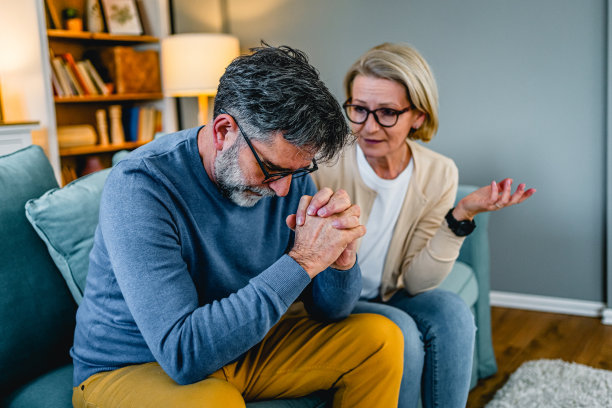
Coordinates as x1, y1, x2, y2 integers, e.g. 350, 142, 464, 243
51, 57, 75, 96
76, 61, 99, 95
122, 106, 140, 142
49, 63, 65, 97
62, 53, 90, 96
63, 60, 84, 96
154, 109, 162, 134
137, 107, 149, 142
83, 59, 109, 96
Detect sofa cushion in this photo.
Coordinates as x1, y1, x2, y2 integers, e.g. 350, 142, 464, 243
0, 146, 76, 397
25, 169, 111, 305
246, 392, 330, 407
438, 261, 479, 307
3, 364, 73, 408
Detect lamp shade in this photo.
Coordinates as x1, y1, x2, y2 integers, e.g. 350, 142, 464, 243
161, 33, 240, 97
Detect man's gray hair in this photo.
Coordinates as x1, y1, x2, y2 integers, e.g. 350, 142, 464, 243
213, 43, 351, 162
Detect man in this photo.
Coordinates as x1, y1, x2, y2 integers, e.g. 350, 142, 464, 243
70, 45, 403, 407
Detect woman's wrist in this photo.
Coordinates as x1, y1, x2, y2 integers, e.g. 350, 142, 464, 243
452, 201, 475, 221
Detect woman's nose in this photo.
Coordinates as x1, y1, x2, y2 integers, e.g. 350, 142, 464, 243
363, 112, 380, 133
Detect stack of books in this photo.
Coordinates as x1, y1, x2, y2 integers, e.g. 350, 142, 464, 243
50, 51, 110, 97
122, 106, 162, 143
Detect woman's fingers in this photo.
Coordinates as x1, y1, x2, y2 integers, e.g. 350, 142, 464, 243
496, 178, 513, 207
495, 182, 536, 209
507, 183, 526, 206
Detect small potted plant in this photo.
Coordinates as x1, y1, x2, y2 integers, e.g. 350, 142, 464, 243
62, 7, 83, 32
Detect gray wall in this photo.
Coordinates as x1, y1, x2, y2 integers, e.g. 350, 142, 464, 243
174, 0, 607, 303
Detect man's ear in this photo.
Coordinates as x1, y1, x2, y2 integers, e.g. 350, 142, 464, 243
211, 114, 239, 152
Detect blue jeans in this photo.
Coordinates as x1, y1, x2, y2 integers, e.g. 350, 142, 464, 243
353, 289, 476, 408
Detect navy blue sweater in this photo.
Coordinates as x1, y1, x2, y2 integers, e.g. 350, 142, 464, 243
71, 127, 361, 386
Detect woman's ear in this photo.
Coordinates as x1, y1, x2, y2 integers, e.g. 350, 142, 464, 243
413, 111, 426, 130
211, 114, 238, 151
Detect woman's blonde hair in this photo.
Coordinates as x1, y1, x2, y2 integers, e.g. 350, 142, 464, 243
344, 43, 439, 142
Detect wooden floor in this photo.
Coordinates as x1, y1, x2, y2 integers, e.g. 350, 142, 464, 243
466, 307, 612, 407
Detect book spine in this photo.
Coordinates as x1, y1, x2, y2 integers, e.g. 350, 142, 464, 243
62, 53, 90, 96
145, 108, 155, 141
61, 59, 84, 96
137, 107, 147, 141
76, 61, 99, 95
83, 59, 109, 95
49, 62, 65, 97
52, 58, 74, 96
122, 106, 139, 142
154, 109, 162, 134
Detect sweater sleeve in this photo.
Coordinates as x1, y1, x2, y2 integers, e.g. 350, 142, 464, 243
100, 163, 311, 385
401, 161, 466, 295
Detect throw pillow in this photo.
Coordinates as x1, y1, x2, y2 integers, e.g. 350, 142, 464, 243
25, 168, 111, 304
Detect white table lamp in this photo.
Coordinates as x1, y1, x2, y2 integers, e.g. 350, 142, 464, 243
161, 33, 240, 125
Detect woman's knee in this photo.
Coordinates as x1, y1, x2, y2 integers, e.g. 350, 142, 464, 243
429, 290, 476, 332
400, 290, 475, 330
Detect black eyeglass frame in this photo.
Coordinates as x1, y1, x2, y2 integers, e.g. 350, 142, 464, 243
219, 109, 318, 183
342, 99, 414, 128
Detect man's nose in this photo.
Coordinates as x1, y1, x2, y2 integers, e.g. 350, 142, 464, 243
268, 175, 292, 197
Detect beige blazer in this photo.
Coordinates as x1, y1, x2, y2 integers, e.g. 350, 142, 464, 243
312, 140, 466, 301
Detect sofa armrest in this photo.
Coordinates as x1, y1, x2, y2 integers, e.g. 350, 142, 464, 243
455, 185, 497, 379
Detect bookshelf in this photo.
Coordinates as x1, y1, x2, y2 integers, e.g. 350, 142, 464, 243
39, 0, 177, 185
54, 93, 164, 103
47, 29, 159, 43
59, 140, 148, 156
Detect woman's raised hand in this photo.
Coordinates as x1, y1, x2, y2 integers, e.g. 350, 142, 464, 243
452, 178, 536, 221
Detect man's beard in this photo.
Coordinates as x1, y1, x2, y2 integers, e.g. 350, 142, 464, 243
214, 140, 275, 207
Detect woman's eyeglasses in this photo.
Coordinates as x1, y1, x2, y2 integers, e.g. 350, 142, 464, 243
343, 99, 413, 128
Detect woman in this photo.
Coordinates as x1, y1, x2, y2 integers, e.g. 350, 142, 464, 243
310, 43, 535, 408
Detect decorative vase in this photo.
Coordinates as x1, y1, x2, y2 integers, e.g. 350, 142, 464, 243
86, 0, 105, 33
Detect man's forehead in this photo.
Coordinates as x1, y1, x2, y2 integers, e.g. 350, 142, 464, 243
257, 132, 316, 168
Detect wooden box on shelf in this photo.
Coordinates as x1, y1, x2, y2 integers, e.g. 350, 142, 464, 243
100, 46, 161, 94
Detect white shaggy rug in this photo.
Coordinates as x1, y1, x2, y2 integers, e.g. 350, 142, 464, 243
486, 359, 612, 408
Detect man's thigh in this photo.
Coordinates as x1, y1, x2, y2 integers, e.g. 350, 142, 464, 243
218, 311, 400, 402
73, 362, 245, 408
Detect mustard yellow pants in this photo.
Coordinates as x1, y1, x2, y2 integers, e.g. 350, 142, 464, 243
72, 312, 403, 408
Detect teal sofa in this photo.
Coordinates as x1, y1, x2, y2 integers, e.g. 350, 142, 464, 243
0, 145, 496, 407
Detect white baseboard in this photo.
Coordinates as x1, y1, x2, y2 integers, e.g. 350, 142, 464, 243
490, 291, 608, 323
603, 308, 612, 325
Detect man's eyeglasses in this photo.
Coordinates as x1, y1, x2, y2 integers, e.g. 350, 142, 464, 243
220, 110, 318, 183
342, 99, 413, 128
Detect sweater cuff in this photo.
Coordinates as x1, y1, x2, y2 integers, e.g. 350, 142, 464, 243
253, 254, 312, 307
319, 259, 361, 290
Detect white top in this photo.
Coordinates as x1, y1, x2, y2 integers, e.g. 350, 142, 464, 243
356, 145, 413, 299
